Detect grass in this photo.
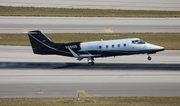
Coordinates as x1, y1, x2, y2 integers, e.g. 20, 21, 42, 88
0, 33, 179, 50
0, 97, 180, 106
0, 6, 180, 17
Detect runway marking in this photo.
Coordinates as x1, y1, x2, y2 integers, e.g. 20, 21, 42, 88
76, 90, 91, 97
23, 29, 31, 33
104, 29, 114, 33
1, 74, 180, 77
87, 5, 109, 9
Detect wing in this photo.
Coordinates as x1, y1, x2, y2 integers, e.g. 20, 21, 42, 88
67, 47, 100, 60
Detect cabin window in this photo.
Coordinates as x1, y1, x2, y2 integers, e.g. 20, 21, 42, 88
112, 45, 114, 48
106, 45, 108, 48
124, 44, 126, 47
118, 44, 120, 47
99, 46, 102, 49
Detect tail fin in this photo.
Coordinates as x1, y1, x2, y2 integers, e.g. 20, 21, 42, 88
27, 30, 55, 54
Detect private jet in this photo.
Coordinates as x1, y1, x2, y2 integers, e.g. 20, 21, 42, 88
27, 30, 165, 66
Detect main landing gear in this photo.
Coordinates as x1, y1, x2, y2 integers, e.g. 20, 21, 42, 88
87, 57, 94, 66
147, 55, 152, 61
87, 55, 152, 65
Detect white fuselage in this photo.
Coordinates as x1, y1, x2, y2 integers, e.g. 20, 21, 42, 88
80, 38, 164, 53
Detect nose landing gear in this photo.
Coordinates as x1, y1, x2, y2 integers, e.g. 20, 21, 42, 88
147, 55, 152, 61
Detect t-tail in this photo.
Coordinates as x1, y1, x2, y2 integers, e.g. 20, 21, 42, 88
27, 30, 57, 55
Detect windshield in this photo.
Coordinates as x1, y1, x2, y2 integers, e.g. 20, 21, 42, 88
132, 39, 146, 44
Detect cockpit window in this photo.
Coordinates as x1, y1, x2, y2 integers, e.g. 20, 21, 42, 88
139, 40, 146, 44
132, 39, 146, 44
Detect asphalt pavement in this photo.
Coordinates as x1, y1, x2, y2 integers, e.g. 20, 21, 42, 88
0, 46, 180, 97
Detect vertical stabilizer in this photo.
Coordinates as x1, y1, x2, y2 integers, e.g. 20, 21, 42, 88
27, 30, 55, 54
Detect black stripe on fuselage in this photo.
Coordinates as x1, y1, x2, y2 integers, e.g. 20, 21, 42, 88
77, 48, 165, 58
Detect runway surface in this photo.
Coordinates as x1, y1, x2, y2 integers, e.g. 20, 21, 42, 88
0, 46, 180, 98
1, 0, 180, 11
1, 16, 180, 33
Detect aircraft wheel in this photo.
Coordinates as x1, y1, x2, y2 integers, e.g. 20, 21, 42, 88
88, 62, 92, 66
87, 62, 94, 66
87, 57, 95, 66
147, 56, 152, 61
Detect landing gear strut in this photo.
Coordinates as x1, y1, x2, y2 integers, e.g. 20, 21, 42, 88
87, 57, 94, 66
147, 55, 152, 61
